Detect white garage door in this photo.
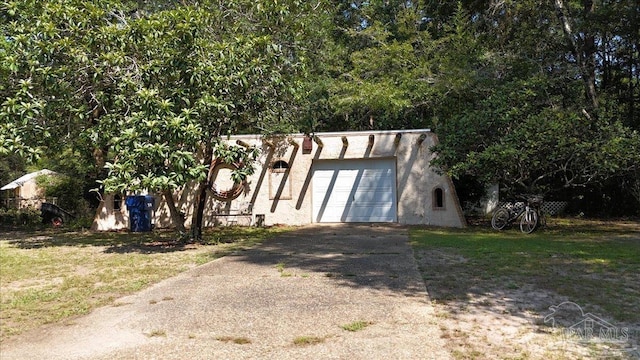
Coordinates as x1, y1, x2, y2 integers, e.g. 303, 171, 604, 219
312, 159, 397, 223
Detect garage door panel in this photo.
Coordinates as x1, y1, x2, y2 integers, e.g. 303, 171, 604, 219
342, 206, 394, 222
312, 159, 397, 223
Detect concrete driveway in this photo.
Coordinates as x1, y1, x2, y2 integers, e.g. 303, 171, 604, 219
1, 224, 450, 360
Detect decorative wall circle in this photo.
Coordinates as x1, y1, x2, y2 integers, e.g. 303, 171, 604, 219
208, 159, 245, 201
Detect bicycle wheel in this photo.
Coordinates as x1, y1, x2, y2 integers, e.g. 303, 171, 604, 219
491, 208, 510, 230
520, 209, 538, 234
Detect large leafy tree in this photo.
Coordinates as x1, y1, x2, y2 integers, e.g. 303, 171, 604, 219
1, 1, 125, 165
314, 1, 639, 207
1, 0, 314, 235
1, 0, 138, 216
3, 0, 639, 219
311, 0, 435, 131
103, 2, 310, 238
429, 1, 640, 201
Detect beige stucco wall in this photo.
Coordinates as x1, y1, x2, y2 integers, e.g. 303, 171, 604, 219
15, 180, 43, 209
92, 195, 128, 231
92, 130, 466, 230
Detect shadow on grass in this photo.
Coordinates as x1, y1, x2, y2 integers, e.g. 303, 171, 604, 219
411, 220, 640, 323
411, 220, 640, 358
470, 215, 640, 237
3, 227, 283, 254
4, 220, 638, 318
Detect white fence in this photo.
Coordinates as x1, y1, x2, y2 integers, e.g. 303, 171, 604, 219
495, 201, 568, 215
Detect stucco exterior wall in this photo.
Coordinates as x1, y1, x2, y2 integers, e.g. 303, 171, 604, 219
11, 180, 45, 209
92, 195, 128, 231
92, 130, 466, 230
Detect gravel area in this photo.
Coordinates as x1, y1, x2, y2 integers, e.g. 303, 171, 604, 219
1, 224, 450, 360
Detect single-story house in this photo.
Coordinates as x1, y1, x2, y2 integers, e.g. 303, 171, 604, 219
1, 169, 59, 209
92, 129, 466, 230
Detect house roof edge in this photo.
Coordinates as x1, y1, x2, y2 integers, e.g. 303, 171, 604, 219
227, 129, 432, 140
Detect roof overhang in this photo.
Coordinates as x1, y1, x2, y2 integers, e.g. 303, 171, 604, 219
1, 169, 58, 191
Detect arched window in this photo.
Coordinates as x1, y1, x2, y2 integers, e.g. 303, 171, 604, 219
271, 160, 289, 173
433, 187, 445, 210
270, 160, 291, 200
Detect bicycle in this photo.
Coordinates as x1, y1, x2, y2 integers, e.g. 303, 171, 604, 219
491, 195, 544, 234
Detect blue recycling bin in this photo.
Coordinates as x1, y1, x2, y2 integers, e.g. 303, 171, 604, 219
125, 195, 154, 232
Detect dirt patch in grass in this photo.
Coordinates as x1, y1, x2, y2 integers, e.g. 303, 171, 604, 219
412, 219, 640, 360
0, 226, 290, 342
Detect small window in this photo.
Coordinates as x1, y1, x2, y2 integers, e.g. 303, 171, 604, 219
114, 194, 123, 211
269, 160, 292, 200
271, 160, 289, 173
433, 187, 445, 210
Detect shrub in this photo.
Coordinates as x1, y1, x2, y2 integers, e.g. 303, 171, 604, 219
36, 174, 83, 213
0, 208, 42, 228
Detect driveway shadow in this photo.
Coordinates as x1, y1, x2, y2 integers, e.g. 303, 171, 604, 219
227, 224, 428, 297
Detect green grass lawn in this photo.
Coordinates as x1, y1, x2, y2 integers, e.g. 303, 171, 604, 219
0, 226, 290, 341
410, 219, 640, 323
2, 218, 638, 355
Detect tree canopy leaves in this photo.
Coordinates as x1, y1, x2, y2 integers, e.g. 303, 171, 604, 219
311, 0, 639, 200
1, 0, 639, 218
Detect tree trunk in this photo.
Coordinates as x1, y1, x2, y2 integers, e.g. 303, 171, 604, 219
163, 189, 186, 234
554, 0, 599, 112
191, 144, 214, 241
